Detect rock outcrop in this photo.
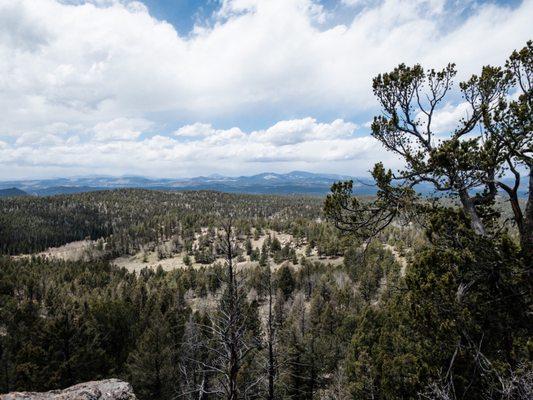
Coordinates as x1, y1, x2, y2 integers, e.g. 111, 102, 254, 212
0, 379, 136, 400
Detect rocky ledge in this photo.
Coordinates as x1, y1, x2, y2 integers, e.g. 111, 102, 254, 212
0, 379, 136, 400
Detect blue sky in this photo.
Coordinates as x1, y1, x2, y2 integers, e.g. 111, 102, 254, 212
140, 0, 220, 35
0, 0, 530, 179
142, 0, 523, 34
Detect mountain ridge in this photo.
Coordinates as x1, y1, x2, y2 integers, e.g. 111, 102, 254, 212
0, 172, 370, 196
0, 171, 526, 197
0, 187, 29, 198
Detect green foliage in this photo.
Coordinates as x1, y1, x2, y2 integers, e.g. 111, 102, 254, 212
276, 265, 295, 300
345, 209, 531, 399
0, 257, 192, 398
0, 190, 323, 256
326, 41, 532, 400
126, 307, 185, 399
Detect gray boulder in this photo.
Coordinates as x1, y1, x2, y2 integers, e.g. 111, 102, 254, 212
0, 379, 136, 400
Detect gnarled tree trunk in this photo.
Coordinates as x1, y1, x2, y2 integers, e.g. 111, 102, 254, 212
522, 166, 533, 262
459, 189, 486, 236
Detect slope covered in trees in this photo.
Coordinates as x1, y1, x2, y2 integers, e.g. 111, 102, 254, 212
0, 228, 404, 398
0, 190, 323, 255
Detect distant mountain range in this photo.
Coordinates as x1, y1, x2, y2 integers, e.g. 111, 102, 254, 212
0, 171, 527, 197
0, 171, 374, 196
0, 187, 29, 198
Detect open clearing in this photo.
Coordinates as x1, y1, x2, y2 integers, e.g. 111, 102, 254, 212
13, 229, 404, 276
112, 229, 345, 273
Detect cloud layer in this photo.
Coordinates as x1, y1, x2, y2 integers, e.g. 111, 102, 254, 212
0, 117, 388, 178
0, 0, 531, 178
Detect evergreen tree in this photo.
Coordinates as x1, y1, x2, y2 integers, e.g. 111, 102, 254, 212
126, 310, 174, 400
276, 265, 295, 300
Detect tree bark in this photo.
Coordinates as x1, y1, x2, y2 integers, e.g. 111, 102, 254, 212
522, 166, 533, 263
225, 224, 239, 400
267, 272, 275, 400
459, 189, 486, 235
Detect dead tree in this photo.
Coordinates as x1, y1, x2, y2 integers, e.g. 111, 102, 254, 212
264, 261, 276, 400
183, 219, 262, 400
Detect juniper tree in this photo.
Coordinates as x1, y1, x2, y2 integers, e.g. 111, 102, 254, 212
325, 41, 532, 259
325, 41, 532, 400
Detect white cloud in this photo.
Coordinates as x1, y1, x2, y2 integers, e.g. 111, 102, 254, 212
0, 0, 530, 177
1, 0, 530, 129
174, 123, 215, 138
250, 118, 357, 145
424, 102, 474, 135
0, 117, 392, 178
341, 0, 366, 7
93, 117, 153, 141
15, 132, 64, 147
174, 123, 246, 144
174, 118, 357, 146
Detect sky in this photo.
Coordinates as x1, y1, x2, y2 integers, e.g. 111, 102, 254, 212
0, 0, 531, 179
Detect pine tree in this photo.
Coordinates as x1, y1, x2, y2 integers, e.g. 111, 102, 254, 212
126, 310, 174, 400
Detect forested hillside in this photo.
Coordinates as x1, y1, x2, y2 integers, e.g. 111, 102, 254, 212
0, 190, 323, 255
0, 189, 408, 399
0, 187, 530, 399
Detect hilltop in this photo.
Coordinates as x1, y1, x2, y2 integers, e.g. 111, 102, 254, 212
0, 188, 28, 198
